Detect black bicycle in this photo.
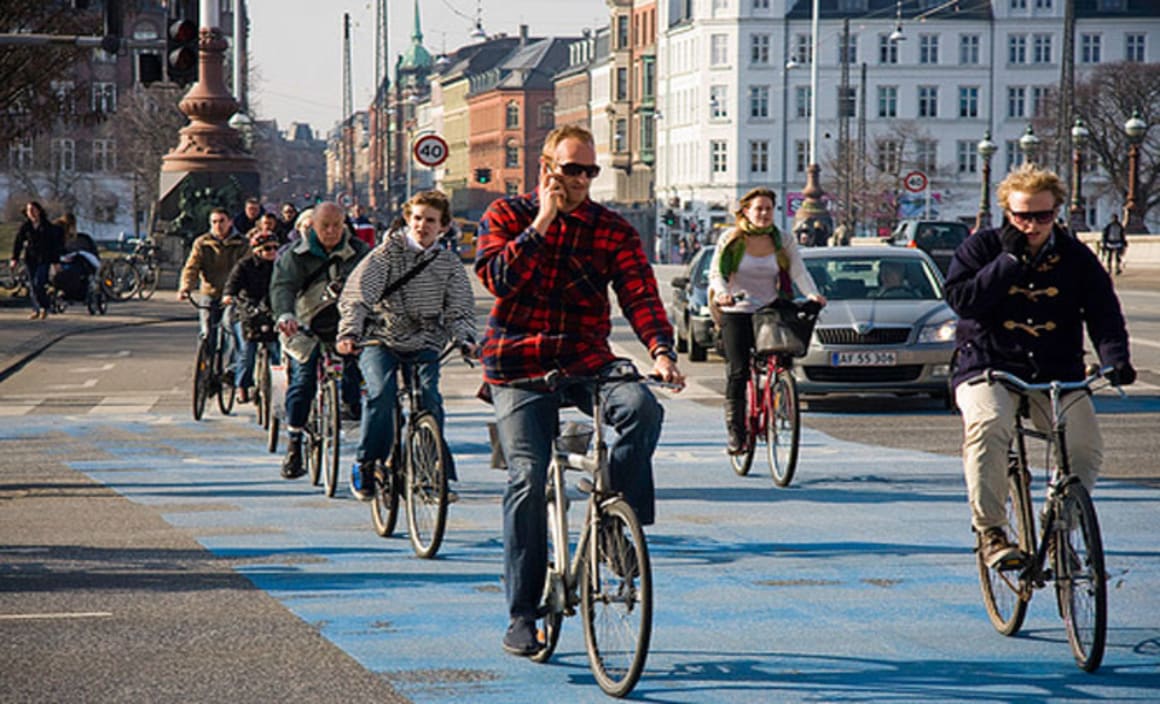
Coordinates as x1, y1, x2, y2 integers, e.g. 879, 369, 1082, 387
968, 366, 1120, 672
187, 297, 237, 420
103, 236, 161, 301
369, 341, 473, 559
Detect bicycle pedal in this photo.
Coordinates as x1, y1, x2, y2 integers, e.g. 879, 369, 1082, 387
576, 477, 594, 494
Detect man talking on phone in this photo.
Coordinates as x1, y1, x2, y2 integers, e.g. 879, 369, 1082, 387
475, 124, 684, 656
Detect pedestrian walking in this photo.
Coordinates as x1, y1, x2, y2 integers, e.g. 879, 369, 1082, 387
9, 201, 64, 320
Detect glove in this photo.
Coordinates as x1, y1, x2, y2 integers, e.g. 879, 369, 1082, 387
999, 224, 1026, 258
1107, 362, 1136, 387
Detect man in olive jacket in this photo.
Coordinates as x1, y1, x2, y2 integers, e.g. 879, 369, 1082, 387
270, 201, 369, 479
177, 208, 249, 362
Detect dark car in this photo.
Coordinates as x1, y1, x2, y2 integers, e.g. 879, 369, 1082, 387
887, 220, 970, 275
667, 244, 716, 362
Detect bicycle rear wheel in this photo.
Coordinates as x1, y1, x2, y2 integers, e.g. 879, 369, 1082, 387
405, 413, 449, 558
581, 499, 652, 698
1053, 483, 1106, 672
254, 346, 270, 427
266, 411, 280, 453
978, 460, 1033, 636
372, 460, 402, 537
531, 490, 566, 663
192, 339, 210, 421
137, 264, 158, 299
767, 367, 800, 487
215, 341, 236, 415
320, 379, 341, 497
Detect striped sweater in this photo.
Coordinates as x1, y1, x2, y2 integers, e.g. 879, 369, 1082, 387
337, 229, 476, 353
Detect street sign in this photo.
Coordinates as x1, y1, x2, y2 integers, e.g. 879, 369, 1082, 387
412, 134, 449, 168
903, 170, 928, 193
339, 193, 353, 207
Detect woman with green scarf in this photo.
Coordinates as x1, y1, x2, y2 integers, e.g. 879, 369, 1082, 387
708, 188, 826, 454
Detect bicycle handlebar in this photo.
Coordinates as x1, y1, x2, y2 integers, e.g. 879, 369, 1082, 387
965, 366, 1114, 395
504, 361, 683, 392
356, 338, 477, 367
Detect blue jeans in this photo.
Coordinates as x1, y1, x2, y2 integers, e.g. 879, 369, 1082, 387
232, 322, 280, 389
197, 299, 234, 365
491, 370, 664, 620
284, 344, 361, 431
357, 346, 451, 477
29, 263, 52, 313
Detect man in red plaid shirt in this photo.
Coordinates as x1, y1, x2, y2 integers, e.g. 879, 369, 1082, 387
476, 124, 685, 657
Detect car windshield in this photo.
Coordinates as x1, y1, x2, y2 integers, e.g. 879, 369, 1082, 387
804, 257, 943, 301
914, 223, 969, 250
693, 246, 714, 288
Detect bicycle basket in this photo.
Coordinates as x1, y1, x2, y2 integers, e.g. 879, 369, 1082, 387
752, 302, 819, 357
241, 308, 277, 342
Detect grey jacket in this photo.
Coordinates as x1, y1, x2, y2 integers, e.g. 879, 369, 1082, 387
271, 232, 369, 357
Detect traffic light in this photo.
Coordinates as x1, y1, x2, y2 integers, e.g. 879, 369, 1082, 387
167, 18, 198, 87
664, 209, 676, 226
475, 168, 492, 184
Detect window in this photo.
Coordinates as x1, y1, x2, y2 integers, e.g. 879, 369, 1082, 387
753, 0, 770, 8
1007, 86, 1026, 118
877, 85, 897, 118
839, 35, 857, 64
616, 67, 628, 101
918, 86, 938, 118
1011, 0, 1026, 8
51, 138, 75, 173
915, 139, 937, 174
1081, 34, 1101, 63
1097, 0, 1126, 9
92, 139, 116, 172
614, 118, 627, 152
876, 140, 902, 174
794, 140, 808, 174
1035, 0, 1052, 7
959, 86, 979, 118
793, 34, 812, 65
956, 140, 978, 174
710, 85, 728, 118
1005, 141, 1022, 172
506, 181, 521, 197
751, 33, 770, 64
641, 117, 655, 151
91, 82, 117, 113
712, 0, 728, 12
838, 86, 856, 118
959, 34, 980, 64
795, 86, 811, 119
710, 140, 727, 174
1126, 33, 1145, 62
616, 15, 629, 49
838, 0, 868, 9
749, 85, 770, 119
879, 34, 899, 64
505, 140, 519, 168
750, 140, 769, 174
642, 58, 655, 101
1008, 35, 1027, 64
51, 80, 76, 115
1032, 34, 1052, 64
919, 35, 939, 64
538, 102, 554, 129
8, 137, 33, 169
505, 101, 519, 129
711, 34, 729, 66
1031, 86, 1051, 118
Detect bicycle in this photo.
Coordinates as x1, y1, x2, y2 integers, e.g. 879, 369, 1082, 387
235, 300, 278, 428
509, 362, 678, 698
1, 260, 30, 298
187, 297, 237, 420
290, 330, 345, 498
370, 341, 473, 559
968, 366, 1120, 672
103, 236, 161, 301
730, 298, 821, 486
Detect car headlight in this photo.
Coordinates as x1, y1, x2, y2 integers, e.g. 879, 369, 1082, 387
917, 318, 956, 344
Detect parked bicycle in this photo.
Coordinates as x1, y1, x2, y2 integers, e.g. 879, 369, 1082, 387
370, 341, 473, 559
730, 298, 821, 486
103, 236, 161, 301
969, 366, 1120, 672
187, 297, 237, 420
1, 260, 30, 298
505, 362, 678, 698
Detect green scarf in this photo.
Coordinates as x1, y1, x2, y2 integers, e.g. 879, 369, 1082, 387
718, 221, 792, 299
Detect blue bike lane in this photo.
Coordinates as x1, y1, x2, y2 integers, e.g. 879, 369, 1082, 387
16, 387, 1160, 703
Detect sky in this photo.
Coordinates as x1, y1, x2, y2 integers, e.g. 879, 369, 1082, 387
246, 0, 608, 135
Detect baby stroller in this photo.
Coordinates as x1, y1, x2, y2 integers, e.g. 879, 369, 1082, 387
49, 250, 108, 315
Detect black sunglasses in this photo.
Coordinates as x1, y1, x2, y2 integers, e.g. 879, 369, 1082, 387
255, 244, 278, 253
1008, 209, 1055, 224
554, 162, 601, 179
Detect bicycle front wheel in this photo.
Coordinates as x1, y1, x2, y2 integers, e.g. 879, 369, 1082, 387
103, 258, 138, 301
1053, 483, 1107, 672
767, 367, 800, 487
215, 342, 236, 416
320, 379, 341, 498
137, 265, 159, 299
372, 460, 402, 537
191, 339, 210, 421
531, 490, 566, 663
254, 347, 270, 428
581, 499, 652, 698
978, 462, 1033, 636
730, 376, 757, 476
405, 414, 448, 558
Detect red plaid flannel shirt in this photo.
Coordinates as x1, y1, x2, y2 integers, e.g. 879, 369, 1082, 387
475, 193, 674, 384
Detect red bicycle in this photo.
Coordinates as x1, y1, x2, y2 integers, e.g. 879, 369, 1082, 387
729, 299, 821, 487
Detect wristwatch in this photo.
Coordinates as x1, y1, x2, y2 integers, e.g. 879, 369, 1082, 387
652, 346, 677, 362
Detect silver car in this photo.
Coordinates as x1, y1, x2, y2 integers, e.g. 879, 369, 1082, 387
792, 247, 957, 405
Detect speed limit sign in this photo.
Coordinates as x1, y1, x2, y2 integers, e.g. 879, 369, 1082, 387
413, 134, 449, 168
903, 170, 928, 193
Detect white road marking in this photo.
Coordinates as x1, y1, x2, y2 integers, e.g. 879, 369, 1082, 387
0, 612, 113, 621
73, 363, 116, 373
86, 350, 131, 359
89, 396, 159, 415
47, 378, 98, 390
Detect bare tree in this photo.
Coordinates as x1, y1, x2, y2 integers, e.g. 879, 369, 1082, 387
109, 85, 189, 224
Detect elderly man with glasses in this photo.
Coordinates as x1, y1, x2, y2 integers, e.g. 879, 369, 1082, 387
944, 163, 1135, 569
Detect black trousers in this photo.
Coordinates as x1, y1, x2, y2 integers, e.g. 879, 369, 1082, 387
719, 312, 755, 423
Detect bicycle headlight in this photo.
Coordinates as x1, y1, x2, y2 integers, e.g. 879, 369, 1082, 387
918, 318, 956, 344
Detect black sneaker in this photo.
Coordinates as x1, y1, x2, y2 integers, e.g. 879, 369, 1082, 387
502, 618, 542, 657
341, 402, 361, 422
281, 441, 305, 479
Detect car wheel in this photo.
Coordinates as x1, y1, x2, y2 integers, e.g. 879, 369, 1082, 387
675, 316, 688, 353
687, 324, 706, 362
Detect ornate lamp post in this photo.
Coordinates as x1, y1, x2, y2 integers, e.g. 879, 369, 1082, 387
793, 0, 832, 242
975, 130, 997, 232
1018, 123, 1041, 166
1068, 118, 1090, 234
1123, 109, 1149, 233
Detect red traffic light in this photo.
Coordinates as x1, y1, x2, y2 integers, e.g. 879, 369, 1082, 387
167, 19, 198, 85
169, 19, 197, 44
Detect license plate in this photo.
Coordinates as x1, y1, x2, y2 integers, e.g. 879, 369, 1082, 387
831, 351, 897, 366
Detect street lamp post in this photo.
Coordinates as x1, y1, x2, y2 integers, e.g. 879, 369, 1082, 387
1123, 109, 1149, 234
1018, 123, 1040, 167
975, 130, 996, 232
1069, 118, 1090, 234
794, 0, 832, 241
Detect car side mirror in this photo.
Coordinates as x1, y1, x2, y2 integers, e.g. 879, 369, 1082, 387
670, 276, 689, 289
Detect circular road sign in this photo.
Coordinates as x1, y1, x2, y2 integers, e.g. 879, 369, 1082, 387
338, 193, 352, 207
903, 170, 928, 193
413, 134, 449, 168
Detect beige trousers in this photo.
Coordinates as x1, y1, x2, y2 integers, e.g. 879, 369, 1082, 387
955, 379, 1102, 532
